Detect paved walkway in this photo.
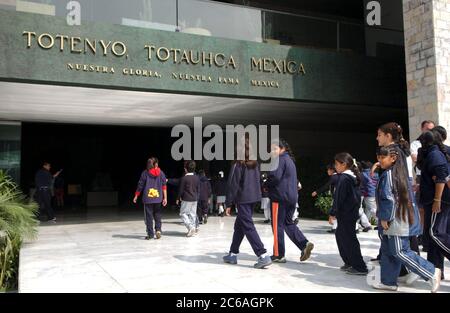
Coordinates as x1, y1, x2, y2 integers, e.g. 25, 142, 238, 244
19, 212, 450, 293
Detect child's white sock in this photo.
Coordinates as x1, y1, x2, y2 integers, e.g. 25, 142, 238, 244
260, 253, 267, 258
231, 253, 238, 256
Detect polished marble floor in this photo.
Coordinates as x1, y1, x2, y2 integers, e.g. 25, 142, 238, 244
19, 210, 450, 293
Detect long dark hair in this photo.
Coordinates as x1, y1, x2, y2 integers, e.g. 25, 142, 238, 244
234, 133, 257, 169
272, 138, 295, 162
334, 152, 361, 185
417, 130, 450, 170
432, 128, 450, 162
378, 146, 414, 224
379, 122, 411, 157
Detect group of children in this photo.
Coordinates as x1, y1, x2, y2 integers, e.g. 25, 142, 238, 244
132, 121, 450, 292
326, 122, 448, 292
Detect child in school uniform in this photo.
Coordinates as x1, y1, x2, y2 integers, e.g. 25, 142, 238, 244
223, 135, 272, 269
133, 157, 167, 240
197, 170, 212, 224
268, 139, 314, 263
178, 161, 200, 237
330, 152, 368, 275
312, 164, 339, 233
374, 146, 441, 292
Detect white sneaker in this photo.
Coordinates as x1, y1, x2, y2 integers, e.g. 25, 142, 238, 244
430, 268, 441, 293
372, 282, 398, 291
405, 272, 420, 285
186, 228, 195, 237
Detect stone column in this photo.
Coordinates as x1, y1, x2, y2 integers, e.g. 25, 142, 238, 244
403, 0, 450, 140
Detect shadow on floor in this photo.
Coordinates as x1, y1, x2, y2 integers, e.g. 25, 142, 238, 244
173, 252, 261, 269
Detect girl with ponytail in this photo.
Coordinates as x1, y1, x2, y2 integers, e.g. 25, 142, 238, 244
329, 152, 368, 275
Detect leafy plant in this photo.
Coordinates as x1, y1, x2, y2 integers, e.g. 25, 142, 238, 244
314, 192, 333, 217
0, 170, 38, 292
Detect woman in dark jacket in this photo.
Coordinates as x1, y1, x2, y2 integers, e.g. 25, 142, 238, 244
223, 135, 272, 269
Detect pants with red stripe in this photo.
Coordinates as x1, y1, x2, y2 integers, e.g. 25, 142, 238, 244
424, 203, 450, 272
229, 202, 267, 257
271, 201, 308, 257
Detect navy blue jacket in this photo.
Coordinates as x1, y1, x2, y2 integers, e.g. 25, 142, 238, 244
330, 172, 361, 220
361, 169, 378, 197
214, 178, 227, 196
376, 167, 422, 236
316, 173, 339, 195
199, 176, 212, 201
419, 145, 450, 205
225, 162, 261, 207
135, 168, 167, 204
267, 152, 298, 205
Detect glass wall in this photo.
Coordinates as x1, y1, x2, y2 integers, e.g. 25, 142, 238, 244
0, 0, 367, 54
0, 123, 21, 184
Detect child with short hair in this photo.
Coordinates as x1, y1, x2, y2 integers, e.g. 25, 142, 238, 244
178, 161, 200, 237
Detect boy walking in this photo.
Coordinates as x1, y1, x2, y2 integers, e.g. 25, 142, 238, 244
178, 161, 200, 237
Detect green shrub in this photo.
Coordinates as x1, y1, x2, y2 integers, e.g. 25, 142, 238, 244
314, 192, 333, 217
0, 170, 38, 292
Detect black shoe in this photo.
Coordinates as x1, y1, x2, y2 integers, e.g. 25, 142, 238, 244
374, 226, 379, 230
346, 267, 368, 276
263, 219, 271, 224
145, 235, 154, 240
340, 264, 351, 272
294, 218, 299, 225
362, 226, 372, 232
355, 229, 360, 234
203, 214, 208, 224
370, 257, 380, 262
270, 255, 287, 263
327, 229, 336, 234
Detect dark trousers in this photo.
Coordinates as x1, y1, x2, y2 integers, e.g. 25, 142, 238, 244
271, 201, 308, 257
424, 203, 450, 271
197, 200, 209, 220
144, 203, 162, 237
230, 202, 266, 257
37, 188, 54, 220
335, 217, 367, 272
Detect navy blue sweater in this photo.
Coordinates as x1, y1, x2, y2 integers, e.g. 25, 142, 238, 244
225, 162, 261, 207
214, 178, 227, 196
330, 172, 361, 220
199, 176, 212, 201
419, 145, 450, 205
135, 168, 167, 204
178, 173, 201, 202
267, 152, 298, 205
